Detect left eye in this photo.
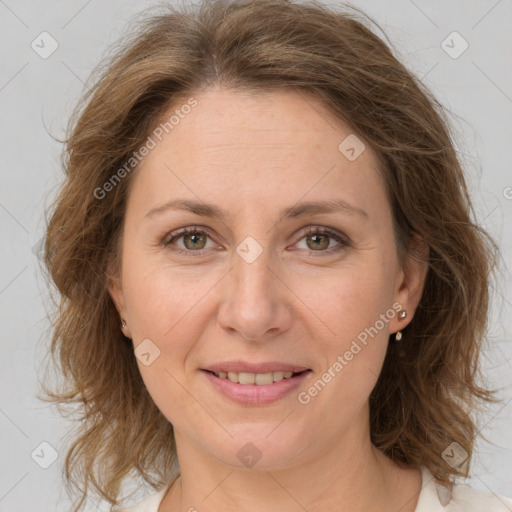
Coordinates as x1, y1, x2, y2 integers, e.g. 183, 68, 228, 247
296, 228, 345, 252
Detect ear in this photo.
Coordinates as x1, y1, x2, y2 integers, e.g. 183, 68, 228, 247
390, 234, 429, 333
106, 257, 131, 338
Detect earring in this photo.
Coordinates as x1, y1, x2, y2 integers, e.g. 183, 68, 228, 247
395, 310, 407, 341
120, 318, 132, 340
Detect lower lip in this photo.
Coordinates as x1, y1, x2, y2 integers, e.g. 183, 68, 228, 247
202, 370, 311, 405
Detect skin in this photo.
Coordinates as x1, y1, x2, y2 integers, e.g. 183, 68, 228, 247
108, 87, 428, 512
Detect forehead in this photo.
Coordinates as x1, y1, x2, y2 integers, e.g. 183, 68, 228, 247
127, 87, 388, 222
158, 87, 360, 152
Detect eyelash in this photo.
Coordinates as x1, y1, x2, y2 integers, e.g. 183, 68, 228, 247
162, 225, 349, 258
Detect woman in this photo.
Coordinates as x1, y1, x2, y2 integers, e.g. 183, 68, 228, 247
41, 0, 511, 511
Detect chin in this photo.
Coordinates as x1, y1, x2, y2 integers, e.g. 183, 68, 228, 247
203, 422, 313, 471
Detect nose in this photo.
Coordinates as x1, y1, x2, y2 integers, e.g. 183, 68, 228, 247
216, 247, 293, 342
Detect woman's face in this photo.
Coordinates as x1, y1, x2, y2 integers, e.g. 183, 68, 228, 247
109, 87, 425, 470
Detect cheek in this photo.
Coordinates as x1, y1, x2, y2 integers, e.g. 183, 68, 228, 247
293, 256, 396, 343
292, 259, 396, 405
121, 246, 219, 342
122, 263, 214, 424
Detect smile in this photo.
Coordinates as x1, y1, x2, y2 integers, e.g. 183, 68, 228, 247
208, 370, 305, 385
202, 369, 312, 405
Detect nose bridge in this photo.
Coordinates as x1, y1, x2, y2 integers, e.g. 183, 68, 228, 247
233, 244, 273, 299
217, 237, 291, 340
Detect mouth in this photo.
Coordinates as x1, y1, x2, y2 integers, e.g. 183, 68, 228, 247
201, 367, 312, 405
203, 369, 310, 385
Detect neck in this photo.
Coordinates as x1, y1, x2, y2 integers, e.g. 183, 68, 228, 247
160, 414, 421, 512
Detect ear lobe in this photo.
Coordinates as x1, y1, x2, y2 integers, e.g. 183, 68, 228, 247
393, 235, 429, 330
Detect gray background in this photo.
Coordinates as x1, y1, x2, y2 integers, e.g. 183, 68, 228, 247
1, 0, 511, 510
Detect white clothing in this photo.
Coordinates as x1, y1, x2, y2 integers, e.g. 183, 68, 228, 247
116, 466, 512, 511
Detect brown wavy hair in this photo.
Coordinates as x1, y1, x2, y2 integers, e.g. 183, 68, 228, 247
39, 0, 499, 510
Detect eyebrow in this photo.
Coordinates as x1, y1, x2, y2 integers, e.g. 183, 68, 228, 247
144, 198, 368, 221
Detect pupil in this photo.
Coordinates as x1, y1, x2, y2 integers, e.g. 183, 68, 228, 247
186, 232, 205, 249
309, 234, 328, 250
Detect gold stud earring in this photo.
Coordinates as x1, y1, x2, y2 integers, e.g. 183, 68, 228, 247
120, 318, 132, 340
395, 310, 407, 340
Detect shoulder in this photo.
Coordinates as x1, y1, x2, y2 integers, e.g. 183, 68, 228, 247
111, 484, 169, 512
416, 466, 512, 512
450, 481, 512, 511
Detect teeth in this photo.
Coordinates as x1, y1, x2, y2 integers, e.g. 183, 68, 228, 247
255, 372, 273, 385
273, 371, 284, 382
239, 372, 255, 385
213, 370, 300, 385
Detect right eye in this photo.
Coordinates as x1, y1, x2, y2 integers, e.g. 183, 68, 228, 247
163, 226, 219, 256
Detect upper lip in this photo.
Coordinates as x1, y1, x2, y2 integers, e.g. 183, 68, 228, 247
204, 361, 310, 373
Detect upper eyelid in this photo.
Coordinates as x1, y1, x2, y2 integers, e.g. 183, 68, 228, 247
164, 226, 216, 244
165, 225, 348, 249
